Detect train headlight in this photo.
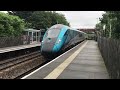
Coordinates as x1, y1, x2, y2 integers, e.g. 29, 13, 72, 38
56, 39, 61, 44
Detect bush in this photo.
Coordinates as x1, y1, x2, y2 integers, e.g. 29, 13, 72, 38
0, 12, 25, 37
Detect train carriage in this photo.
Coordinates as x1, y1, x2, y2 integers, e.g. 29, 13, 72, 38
41, 24, 86, 56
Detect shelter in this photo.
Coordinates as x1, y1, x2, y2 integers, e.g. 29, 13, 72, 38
23, 29, 41, 44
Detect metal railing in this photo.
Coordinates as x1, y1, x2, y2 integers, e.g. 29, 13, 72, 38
0, 35, 30, 48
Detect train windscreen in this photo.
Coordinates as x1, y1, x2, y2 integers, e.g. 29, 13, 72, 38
45, 28, 61, 38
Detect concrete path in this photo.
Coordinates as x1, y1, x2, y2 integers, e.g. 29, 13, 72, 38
57, 40, 109, 79
23, 40, 109, 79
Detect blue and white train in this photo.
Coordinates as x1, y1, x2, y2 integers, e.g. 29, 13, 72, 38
41, 24, 87, 56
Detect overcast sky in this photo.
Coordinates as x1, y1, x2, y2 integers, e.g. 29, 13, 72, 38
56, 11, 105, 29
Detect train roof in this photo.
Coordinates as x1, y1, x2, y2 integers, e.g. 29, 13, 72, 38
64, 25, 86, 34
50, 24, 86, 34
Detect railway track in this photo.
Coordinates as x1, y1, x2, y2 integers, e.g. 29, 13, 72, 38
0, 41, 84, 79
0, 51, 40, 70
0, 51, 46, 79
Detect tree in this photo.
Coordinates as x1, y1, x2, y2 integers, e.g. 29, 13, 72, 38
96, 11, 120, 39
28, 11, 51, 29
8, 11, 34, 28
9, 11, 70, 30
0, 12, 25, 37
51, 12, 69, 26
8, 11, 34, 22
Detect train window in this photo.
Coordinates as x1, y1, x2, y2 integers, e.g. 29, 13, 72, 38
79, 33, 82, 37
45, 28, 61, 38
72, 30, 78, 38
64, 30, 71, 44
74, 31, 78, 36
64, 30, 68, 36
67, 29, 77, 39
71, 30, 74, 37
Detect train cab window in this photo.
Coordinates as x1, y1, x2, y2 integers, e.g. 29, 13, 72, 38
45, 28, 61, 38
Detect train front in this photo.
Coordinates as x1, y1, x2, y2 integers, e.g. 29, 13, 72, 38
41, 24, 65, 56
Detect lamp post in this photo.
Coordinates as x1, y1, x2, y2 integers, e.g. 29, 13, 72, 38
96, 18, 99, 24
106, 12, 112, 38
109, 19, 112, 38
103, 24, 106, 37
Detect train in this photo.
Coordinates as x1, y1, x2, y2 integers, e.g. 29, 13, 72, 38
41, 24, 87, 57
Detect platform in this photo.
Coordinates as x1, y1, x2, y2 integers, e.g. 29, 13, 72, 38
0, 42, 41, 54
22, 40, 109, 79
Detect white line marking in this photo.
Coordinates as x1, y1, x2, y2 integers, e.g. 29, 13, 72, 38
21, 41, 87, 79
44, 41, 88, 79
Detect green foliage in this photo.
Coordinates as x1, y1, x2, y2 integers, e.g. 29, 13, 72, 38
96, 11, 120, 39
29, 11, 51, 29
9, 11, 70, 30
8, 11, 34, 22
0, 12, 25, 37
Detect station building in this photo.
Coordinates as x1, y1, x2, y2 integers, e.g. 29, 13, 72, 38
23, 29, 46, 44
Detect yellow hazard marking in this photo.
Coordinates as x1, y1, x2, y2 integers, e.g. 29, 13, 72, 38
44, 41, 88, 79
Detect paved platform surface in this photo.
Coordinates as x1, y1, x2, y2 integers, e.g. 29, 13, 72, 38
22, 40, 109, 79
0, 42, 41, 54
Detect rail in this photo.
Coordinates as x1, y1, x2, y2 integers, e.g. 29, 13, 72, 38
0, 51, 46, 79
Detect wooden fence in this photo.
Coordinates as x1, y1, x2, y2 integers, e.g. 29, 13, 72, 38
98, 37, 120, 79
0, 35, 30, 48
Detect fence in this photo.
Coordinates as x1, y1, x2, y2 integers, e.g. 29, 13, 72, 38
0, 35, 30, 48
98, 37, 120, 79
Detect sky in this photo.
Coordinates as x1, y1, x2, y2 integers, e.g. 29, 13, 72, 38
1, 11, 105, 29
56, 11, 105, 29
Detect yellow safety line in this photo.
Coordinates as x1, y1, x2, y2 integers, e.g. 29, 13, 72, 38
44, 41, 88, 79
